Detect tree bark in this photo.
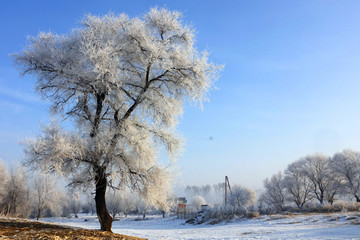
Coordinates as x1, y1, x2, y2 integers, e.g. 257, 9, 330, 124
36, 208, 41, 220
355, 194, 360, 203
95, 167, 113, 232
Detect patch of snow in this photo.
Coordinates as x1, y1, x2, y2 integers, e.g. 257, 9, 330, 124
39, 213, 360, 239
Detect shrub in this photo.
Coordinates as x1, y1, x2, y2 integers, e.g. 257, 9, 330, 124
246, 211, 259, 218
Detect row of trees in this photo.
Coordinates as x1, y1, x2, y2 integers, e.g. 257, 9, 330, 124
0, 161, 82, 219
183, 149, 360, 218
0, 160, 178, 220
105, 189, 177, 219
108, 147, 360, 216
184, 183, 256, 213
260, 149, 360, 213
0, 163, 31, 218
6, 147, 358, 223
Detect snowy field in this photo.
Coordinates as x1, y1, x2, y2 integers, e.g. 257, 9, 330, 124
40, 213, 360, 240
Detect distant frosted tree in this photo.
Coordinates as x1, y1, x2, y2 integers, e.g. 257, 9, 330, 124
160, 194, 177, 217
213, 183, 225, 194
330, 149, 360, 202
31, 173, 63, 219
0, 160, 8, 207
261, 172, 286, 212
62, 190, 82, 218
190, 195, 206, 211
228, 185, 256, 211
120, 189, 135, 217
84, 193, 96, 215
1, 167, 30, 217
185, 186, 201, 196
106, 190, 122, 219
15, 8, 221, 231
301, 153, 333, 205
283, 161, 312, 209
185, 185, 212, 202
324, 175, 341, 205
134, 196, 148, 219
213, 182, 225, 205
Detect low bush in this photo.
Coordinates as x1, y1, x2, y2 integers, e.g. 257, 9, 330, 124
185, 207, 259, 224
246, 211, 259, 218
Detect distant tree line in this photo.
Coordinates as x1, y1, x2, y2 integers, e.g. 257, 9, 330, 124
259, 149, 360, 213
182, 149, 360, 223
184, 183, 256, 214
0, 160, 176, 220
1, 148, 358, 221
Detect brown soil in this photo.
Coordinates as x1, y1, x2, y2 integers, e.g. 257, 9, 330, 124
0, 217, 146, 240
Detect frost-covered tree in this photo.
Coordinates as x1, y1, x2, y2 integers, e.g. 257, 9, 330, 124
301, 153, 333, 205
185, 186, 201, 196
160, 194, 177, 217
0, 160, 8, 208
185, 185, 212, 202
324, 175, 341, 205
330, 149, 360, 202
261, 172, 286, 212
118, 188, 134, 217
106, 190, 122, 219
190, 195, 206, 211
84, 193, 96, 215
134, 195, 148, 219
228, 185, 255, 211
1, 167, 31, 217
15, 8, 221, 231
67, 191, 82, 218
283, 160, 312, 209
31, 173, 64, 219
213, 182, 225, 205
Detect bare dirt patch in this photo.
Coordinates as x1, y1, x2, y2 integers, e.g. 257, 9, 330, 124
0, 217, 146, 240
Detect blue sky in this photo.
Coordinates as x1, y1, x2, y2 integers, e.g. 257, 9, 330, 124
2, 0, 360, 189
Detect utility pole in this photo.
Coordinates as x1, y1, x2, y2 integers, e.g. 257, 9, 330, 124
224, 176, 231, 208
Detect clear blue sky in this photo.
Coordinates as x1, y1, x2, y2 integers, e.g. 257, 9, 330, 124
2, 0, 360, 189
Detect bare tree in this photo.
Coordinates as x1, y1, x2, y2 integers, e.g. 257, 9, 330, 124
330, 149, 360, 202
65, 191, 82, 218
106, 190, 122, 219
0, 160, 8, 212
200, 185, 212, 201
84, 192, 96, 215
283, 160, 312, 209
15, 8, 221, 231
185, 185, 212, 202
324, 176, 341, 205
261, 172, 286, 212
31, 173, 63, 219
160, 194, 177, 217
301, 153, 333, 205
185, 186, 201, 196
106, 187, 135, 217
134, 196, 148, 219
1, 167, 30, 217
228, 184, 255, 211
213, 182, 225, 205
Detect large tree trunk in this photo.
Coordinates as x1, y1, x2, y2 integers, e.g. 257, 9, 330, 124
95, 167, 113, 232
36, 208, 41, 220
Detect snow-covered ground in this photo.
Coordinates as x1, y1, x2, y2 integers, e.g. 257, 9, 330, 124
40, 212, 360, 240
